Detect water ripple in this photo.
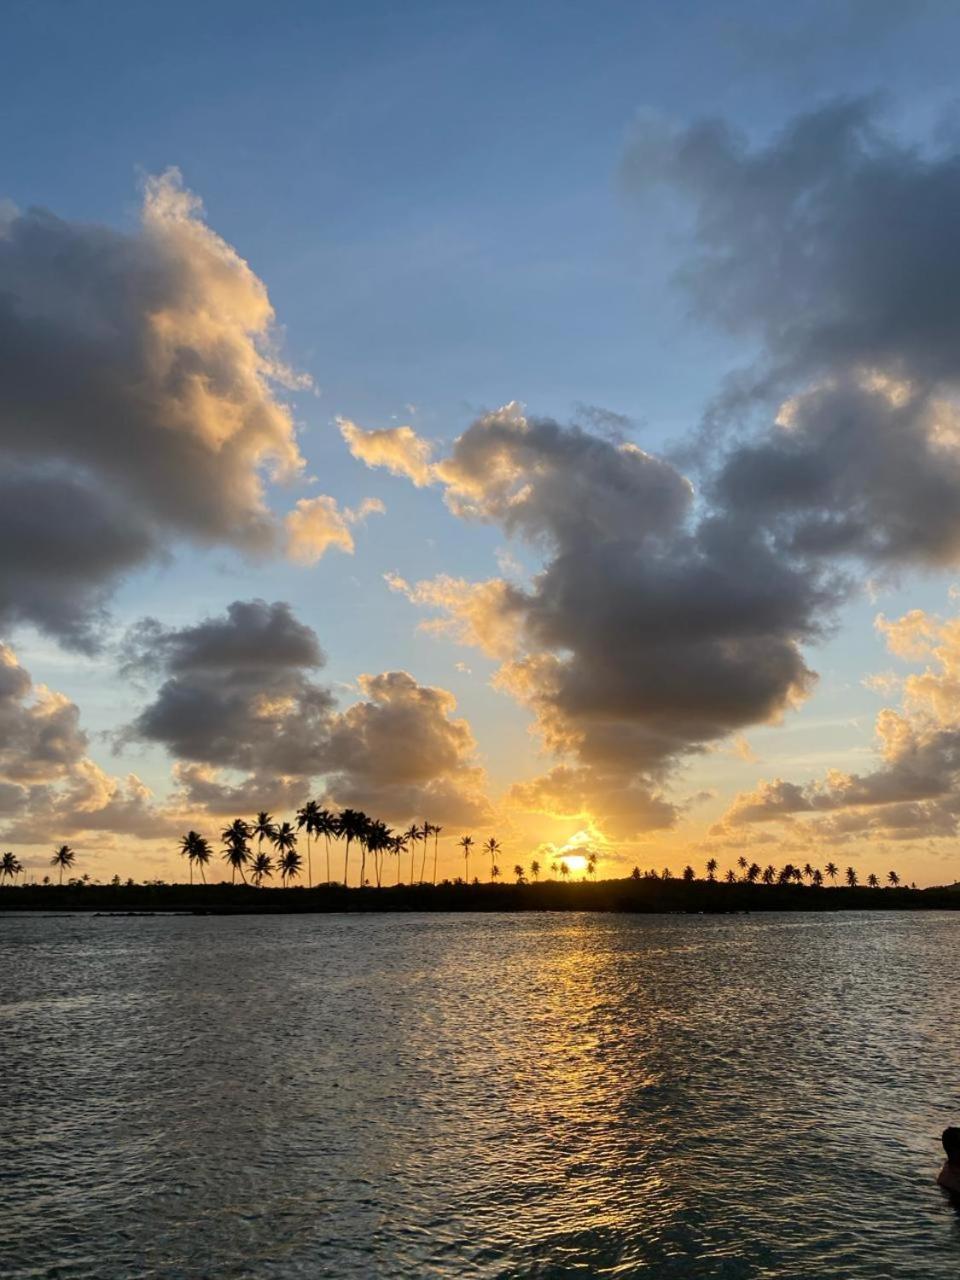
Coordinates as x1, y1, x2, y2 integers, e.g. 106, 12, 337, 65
2, 911, 959, 1277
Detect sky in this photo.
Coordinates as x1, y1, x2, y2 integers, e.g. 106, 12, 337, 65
4, 0, 960, 885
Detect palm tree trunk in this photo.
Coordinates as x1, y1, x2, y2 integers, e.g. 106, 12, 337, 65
306, 833, 312, 889
343, 837, 350, 887
433, 832, 439, 884
325, 835, 331, 885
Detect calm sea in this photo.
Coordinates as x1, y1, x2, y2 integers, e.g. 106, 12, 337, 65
2, 911, 959, 1278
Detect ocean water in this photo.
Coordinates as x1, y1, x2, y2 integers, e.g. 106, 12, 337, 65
2, 910, 959, 1279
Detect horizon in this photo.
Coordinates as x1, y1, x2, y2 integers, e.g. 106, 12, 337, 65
4, 2, 960, 886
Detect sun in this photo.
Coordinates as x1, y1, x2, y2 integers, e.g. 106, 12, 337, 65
562, 854, 588, 874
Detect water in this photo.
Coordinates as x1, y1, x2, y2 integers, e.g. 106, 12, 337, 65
2, 911, 959, 1279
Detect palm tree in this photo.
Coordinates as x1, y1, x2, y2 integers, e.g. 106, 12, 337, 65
220, 818, 251, 884
404, 823, 422, 884
761, 865, 775, 885
586, 851, 597, 879
514, 864, 526, 883
846, 866, 858, 888
706, 857, 718, 881
367, 819, 392, 887
737, 855, 748, 878
747, 862, 761, 884
559, 860, 570, 881
251, 851, 274, 886
430, 822, 442, 884
484, 837, 502, 882
0, 851, 18, 885
418, 821, 433, 883
867, 872, 880, 888
825, 861, 839, 885
391, 832, 408, 884
316, 808, 339, 884
278, 848, 303, 885
338, 809, 367, 887
812, 869, 823, 887
491, 863, 501, 883
530, 859, 541, 882
272, 822, 298, 875
458, 835, 474, 881
887, 870, 900, 887
296, 799, 321, 888
179, 830, 200, 885
725, 869, 736, 883
252, 811, 277, 858
51, 844, 76, 885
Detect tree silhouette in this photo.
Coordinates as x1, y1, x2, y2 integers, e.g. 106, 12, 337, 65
178, 832, 209, 884
825, 861, 839, 885
514, 864, 526, 883
251, 851, 273, 886
682, 865, 695, 882
812, 868, 823, 887
846, 866, 858, 888
559, 860, 570, 880
278, 848, 302, 885
706, 858, 718, 881
220, 818, 251, 884
338, 809, 366, 887
887, 870, 900, 887
761, 865, 775, 885
404, 823, 422, 885
316, 808, 339, 884
429, 822, 442, 884
252, 812, 277, 859
586, 851, 597, 879
0, 850, 19, 885
530, 859, 540, 881
867, 872, 880, 888
296, 799, 321, 888
458, 834, 474, 881
725, 869, 736, 883
272, 823, 298, 880
484, 837, 502, 882
51, 844, 76, 885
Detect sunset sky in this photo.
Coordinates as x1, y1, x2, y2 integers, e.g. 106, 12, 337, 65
4, 0, 960, 885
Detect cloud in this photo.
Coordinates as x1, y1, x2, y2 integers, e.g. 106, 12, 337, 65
0, 170, 311, 647
122, 598, 491, 827
627, 100, 960, 569
121, 599, 334, 774
0, 643, 173, 843
339, 418, 436, 486
353, 405, 832, 837
285, 495, 385, 565
322, 670, 491, 825
718, 608, 960, 844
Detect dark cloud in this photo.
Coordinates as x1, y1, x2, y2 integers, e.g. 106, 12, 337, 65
0, 171, 309, 648
123, 599, 491, 826
627, 100, 960, 569
355, 407, 835, 836
626, 98, 960, 394
122, 600, 334, 775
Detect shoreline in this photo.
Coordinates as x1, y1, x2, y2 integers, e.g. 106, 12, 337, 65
2, 878, 959, 914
